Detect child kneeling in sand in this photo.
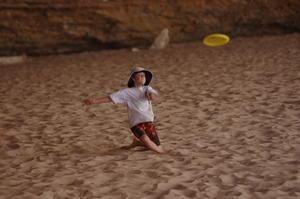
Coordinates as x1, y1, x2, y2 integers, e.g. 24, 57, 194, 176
84, 67, 164, 154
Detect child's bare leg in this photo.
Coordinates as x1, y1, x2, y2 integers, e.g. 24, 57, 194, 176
139, 134, 164, 154
123, 137, 145, 149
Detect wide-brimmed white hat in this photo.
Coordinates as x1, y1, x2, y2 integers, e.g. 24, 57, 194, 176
128, 67, 152, 88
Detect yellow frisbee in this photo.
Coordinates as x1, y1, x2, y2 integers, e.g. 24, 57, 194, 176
203, 33, 230, 46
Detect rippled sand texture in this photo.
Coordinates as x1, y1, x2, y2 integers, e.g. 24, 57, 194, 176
1, 33, 300, 199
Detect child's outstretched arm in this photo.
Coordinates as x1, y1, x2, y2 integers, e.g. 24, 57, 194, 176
84, 96, 112, 105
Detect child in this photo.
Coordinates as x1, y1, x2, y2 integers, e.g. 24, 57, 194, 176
84, 67, 164, 154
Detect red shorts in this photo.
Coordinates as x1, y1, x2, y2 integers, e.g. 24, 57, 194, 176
130, 122, 160, 146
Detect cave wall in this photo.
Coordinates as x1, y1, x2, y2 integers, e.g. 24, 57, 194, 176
0, 0, 299, 55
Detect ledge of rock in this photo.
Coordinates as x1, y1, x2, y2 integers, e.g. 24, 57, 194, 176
0, 0, 299, 56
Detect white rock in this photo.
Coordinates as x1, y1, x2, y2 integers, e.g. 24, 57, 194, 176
150, 28, 170, 49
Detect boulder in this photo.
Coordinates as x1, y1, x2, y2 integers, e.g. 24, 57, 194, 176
150, 28, 170, 49
0, 0, 299, 55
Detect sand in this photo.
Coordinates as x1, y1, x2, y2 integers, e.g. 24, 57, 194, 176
0, 33, 300, 199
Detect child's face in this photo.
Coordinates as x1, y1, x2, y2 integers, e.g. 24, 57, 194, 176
133, 72, 146, 86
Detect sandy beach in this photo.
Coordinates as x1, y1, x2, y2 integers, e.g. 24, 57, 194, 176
1, 33, 300, 199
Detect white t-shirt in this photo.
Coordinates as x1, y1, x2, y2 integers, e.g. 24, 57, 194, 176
109, 86, 159, 128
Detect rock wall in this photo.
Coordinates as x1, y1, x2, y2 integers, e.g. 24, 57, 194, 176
0, 0, 299, 56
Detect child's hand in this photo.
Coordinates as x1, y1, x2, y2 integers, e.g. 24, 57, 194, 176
84, 99, 93, 105
145, 92, 155, 101
145, 92, 160, 103
145, 92, 152, 100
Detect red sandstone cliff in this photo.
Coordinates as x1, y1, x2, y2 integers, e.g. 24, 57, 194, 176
0, 0, 299, 55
